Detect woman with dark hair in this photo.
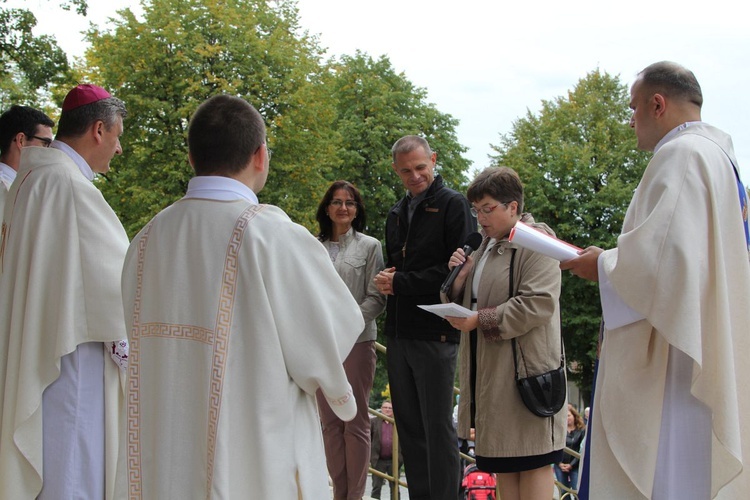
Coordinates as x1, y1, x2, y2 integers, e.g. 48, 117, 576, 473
314, 180, 386, 500
554, 404, 586, 493
442, 166, 566, 500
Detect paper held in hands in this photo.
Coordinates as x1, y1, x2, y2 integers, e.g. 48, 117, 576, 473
418, 303, 474, 319
508, 221, 582, 262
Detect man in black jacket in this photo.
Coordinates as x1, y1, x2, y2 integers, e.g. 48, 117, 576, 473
374, 135, 474, 500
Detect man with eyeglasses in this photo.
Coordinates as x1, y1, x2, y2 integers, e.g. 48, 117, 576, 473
374, 135, 473, 500
0, 85, 129, 499
0, 105, 54, 221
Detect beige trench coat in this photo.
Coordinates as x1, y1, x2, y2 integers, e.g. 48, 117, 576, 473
446, 215, 566, 459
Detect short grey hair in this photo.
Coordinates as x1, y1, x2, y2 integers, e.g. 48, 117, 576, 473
391, 135, 432, 163
56, 97, 127, 138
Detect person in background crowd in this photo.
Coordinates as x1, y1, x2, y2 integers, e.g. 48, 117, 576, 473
554, 405, 585, 492
370, 401, 403, 500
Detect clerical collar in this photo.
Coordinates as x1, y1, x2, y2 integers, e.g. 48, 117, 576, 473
50, 140, 96, 181
0, 162, 16, 185
654, 121, 702, 154
184, 176, 258, 203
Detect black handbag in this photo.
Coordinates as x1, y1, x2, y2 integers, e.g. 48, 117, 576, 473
512, 343, 566, 417
508, 249, 567, 418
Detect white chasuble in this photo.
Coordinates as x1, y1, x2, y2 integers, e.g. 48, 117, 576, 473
591, 123, 750, 499
118, 196, 363, 499
0, 147, 128, 500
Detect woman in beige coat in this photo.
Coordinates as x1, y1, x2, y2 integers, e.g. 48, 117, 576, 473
443, 167, 566, 500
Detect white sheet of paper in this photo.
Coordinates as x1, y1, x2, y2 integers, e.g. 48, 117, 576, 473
508, 221, 582, 262
418, 303, 475, 319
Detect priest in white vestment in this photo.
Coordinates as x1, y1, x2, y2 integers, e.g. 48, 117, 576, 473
116, 95, 364, 499
562, 61, 750, 499
0, 105, 55, 222
0, 85, 129, 499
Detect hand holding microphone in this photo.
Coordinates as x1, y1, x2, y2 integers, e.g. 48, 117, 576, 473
440, 232, 482, 294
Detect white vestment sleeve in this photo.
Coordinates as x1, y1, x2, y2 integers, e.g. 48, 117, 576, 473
264, 220, 364, 421
598, 250, 645, 330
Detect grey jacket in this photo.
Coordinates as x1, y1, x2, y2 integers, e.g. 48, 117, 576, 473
321, 228, 386, 342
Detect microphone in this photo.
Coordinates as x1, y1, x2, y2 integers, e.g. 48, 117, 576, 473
440, 232, 483, 294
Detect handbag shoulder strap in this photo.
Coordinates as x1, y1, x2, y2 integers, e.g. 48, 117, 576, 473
509, 246, 565, 380
509, 249, 523, 380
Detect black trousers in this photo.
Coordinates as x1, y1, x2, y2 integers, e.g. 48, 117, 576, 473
386, 337, 460, 500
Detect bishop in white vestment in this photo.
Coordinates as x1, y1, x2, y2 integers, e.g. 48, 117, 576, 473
0, 84, 129, 499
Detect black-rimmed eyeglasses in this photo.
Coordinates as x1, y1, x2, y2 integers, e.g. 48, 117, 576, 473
26, 135, 52, 148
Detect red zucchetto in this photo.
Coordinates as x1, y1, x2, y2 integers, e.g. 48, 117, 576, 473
61, 84, 112, 112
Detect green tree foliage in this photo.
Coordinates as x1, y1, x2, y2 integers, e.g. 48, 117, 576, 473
84, 0, 338, 236
327, 51, 470, 240
491, 69, 650, 400
0, 1, 76, 108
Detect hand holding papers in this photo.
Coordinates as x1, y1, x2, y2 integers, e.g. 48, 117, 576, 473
418, 303, 474, 319
508, 221, 582, 262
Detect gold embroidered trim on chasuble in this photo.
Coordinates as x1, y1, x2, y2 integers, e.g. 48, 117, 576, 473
127, 204, 266, 499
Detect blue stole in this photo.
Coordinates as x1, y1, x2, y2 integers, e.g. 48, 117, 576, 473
734, 170, 749, 253
576, 359, 596, 500
721, 147, 749, 251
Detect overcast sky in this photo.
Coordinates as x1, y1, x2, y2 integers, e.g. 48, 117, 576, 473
13, 0, 750, 181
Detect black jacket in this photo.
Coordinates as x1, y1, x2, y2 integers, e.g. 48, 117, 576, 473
384, 175, 474, 343
562, 428, 585, 469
